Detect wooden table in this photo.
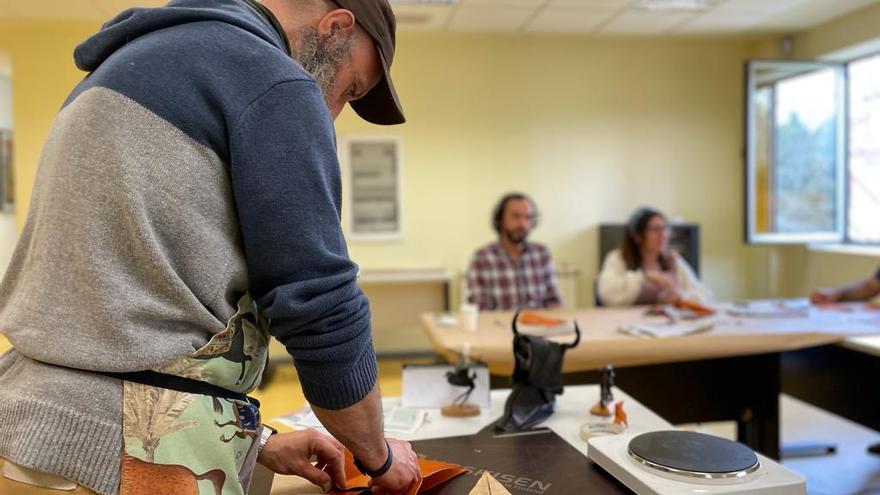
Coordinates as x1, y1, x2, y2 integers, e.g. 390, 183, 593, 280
269, 385, 671, 494
420, 303, 880, 459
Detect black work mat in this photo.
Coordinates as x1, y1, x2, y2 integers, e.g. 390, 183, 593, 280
411, 427, 631, 495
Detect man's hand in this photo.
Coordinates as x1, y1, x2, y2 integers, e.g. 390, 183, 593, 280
258, 429, 346, 493
367, 438, 421, 494
810, 289, 838, 304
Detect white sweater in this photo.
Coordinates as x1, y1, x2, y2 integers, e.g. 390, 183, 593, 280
597, 249, 714, 306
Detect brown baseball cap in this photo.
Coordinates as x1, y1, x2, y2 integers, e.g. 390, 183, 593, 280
329, 0, 405, 125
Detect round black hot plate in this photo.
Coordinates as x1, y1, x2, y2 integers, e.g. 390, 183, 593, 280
628, 431, 760, 480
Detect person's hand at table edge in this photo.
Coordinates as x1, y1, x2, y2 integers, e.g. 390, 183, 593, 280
258, 429, 347, 493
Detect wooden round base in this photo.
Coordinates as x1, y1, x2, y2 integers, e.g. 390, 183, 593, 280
590, 403, 612, 417
441, 403, 481, 417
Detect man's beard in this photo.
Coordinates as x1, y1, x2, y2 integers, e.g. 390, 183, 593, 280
504, 228, 529, 245
296, 25, 354, 104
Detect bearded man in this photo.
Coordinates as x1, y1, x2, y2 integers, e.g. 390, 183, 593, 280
466, 193, 562, 311
0, 1, 420, 494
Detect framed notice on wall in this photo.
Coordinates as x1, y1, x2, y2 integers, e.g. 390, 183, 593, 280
340, 136, 402, 241
0, 130, 12, 213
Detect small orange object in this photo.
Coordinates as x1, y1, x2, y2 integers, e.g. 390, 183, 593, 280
590, 401, 612, 417
613, 401, 628, 428
331, 450, 467, 495
676, 299, 716, 316
519, 312, 566, 327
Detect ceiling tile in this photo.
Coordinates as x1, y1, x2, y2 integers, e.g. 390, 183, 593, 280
549, 0, 630, 6
713, 0, 809, 14
675, 10, 765, 33
599, 10, 695, 34
758, 0, 880, 30
447, 6, 538, 31
459, 0, 544, 6
394, 5, 454, 31
525, 7, 619, 33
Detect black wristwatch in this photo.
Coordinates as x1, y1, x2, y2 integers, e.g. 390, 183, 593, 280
354, 440, 393, 478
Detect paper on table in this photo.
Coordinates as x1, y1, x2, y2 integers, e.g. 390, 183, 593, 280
728, 299, 810, 318
402, 364, 491, 409
274, 405, 428, 435
618, 320, 714, 338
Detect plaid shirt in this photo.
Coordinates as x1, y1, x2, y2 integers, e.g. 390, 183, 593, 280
466, 242, 561, 311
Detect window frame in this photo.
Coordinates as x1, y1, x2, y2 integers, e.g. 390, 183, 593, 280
842, 50, 880, 246
744, 59, 848, 245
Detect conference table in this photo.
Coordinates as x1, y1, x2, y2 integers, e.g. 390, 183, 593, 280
419, 302, 880, 459
269, 385, 671, 494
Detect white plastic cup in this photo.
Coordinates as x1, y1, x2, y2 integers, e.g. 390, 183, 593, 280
460, 303, 479, 332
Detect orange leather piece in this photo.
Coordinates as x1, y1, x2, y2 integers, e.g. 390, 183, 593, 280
518, 312, 566, 327
675, 300, 716, 316
331, 451, 467, 495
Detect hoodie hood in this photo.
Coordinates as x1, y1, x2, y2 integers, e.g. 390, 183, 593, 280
74, 0, 286, 72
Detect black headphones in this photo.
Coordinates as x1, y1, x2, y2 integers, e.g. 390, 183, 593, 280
492, 193, 539, 234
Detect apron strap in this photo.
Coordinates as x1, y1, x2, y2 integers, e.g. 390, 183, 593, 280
96, 369, 261, 408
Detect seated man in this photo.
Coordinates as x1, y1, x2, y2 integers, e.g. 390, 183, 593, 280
810, 269, 880, 305
811, 268, 880, 455
466, 193, 561, 310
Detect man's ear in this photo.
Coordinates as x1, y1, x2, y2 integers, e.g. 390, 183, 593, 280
316, 9, 356, 38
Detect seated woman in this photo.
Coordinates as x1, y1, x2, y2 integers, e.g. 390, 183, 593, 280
597, 207, 713, 307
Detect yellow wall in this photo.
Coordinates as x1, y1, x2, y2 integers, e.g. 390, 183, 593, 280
789, 2, 880, 60
0, 20, 101, 232
1, 19, 766, 307
336, 33, 755, 306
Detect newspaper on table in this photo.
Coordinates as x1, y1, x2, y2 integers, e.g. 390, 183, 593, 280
618, 320, 715, 338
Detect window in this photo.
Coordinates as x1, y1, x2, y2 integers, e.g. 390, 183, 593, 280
744, 56, 880, 246
848, 53, 880, 244
340, 137, 403, 241
745, 61, 846, 244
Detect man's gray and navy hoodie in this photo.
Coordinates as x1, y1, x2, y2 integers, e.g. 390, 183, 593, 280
0, 1, 377, 493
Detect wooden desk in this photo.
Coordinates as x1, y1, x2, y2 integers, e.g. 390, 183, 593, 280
269, 385, 670, 494
420, 304, 880, 376
420, 303, 880, 459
